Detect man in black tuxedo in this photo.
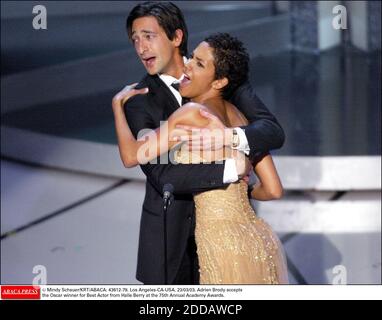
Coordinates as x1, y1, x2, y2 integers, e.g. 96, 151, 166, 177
122, 1, 285, 285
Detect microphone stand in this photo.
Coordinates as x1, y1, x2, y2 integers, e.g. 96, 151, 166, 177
163, 184, 173, 285
163, 198, 169, 285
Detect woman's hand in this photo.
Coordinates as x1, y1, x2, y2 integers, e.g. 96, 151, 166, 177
112, 83, 148, 110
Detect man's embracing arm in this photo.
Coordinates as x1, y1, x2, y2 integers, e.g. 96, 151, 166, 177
230, 81, 285, 160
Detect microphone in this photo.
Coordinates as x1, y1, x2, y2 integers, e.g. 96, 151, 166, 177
163, 183, 174, 210
162, 183, 174, 284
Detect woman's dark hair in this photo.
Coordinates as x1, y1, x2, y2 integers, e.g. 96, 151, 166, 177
204, 33, 249, 99
126, 1, 188, 57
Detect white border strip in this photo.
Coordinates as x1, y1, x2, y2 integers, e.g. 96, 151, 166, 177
31, 285, 382, 300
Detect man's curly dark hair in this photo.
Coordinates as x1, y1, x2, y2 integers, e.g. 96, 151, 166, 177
204, 33, 249, 99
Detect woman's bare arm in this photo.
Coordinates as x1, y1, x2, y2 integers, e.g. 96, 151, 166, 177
112, 84, 149, 167
250, 153, 283, 200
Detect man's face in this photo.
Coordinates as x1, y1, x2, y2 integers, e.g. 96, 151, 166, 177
131, 16, 180, 75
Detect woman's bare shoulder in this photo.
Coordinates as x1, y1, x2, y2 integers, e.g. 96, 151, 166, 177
224, 101, 249, 126
169, 102, 211, 127
179, 102, 210, 112
177, 100, 248, 127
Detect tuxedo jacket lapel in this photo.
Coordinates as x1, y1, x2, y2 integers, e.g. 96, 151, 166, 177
146, 75, 180, 121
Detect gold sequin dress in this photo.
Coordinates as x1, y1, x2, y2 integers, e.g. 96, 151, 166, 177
175, 146, 289, 284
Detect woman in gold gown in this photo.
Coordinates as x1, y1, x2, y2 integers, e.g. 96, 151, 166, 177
112, 33, 288, 284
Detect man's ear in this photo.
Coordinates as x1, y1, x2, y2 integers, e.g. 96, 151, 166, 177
212, 77, 228, 90
173, 29, 183, 47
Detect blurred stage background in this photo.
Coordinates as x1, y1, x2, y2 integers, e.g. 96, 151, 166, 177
1, 1, 381, 284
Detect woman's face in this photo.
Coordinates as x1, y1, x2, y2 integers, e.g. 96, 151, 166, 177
179, 41, 216, 100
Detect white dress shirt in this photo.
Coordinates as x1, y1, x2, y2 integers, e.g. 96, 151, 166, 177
158, 73, 250, 183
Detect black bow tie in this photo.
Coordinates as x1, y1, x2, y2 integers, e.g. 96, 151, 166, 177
171, 81, 190, 105
171, 81, 180, 91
